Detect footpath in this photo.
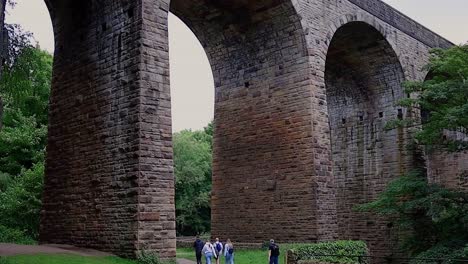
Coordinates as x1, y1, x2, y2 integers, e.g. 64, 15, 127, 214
0, 243, 195, 263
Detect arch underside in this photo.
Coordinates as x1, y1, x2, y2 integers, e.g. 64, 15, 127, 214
41, 0, 337, 259
170, 0, 336, 243
325, 22, 408, 255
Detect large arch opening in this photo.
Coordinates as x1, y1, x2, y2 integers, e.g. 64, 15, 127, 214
325, 22, 406, 255
168, 0, 320, 244
16, 0, 323, 258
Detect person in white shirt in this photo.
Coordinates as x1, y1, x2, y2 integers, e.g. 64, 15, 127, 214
224, 239, 234, 264
213, 238, 223, 264
202, 241, 217, 264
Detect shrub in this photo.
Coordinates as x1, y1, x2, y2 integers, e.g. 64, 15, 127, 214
0, 224, 36, 245
137, 250, 175, 264
0, 162, 44, 240
410, 242, 468, 264
290, 241, 368, 264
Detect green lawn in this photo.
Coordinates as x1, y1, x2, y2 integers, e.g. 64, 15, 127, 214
0, 247, 291, 264
177, 247, 288, 264
0, 255, 135, 264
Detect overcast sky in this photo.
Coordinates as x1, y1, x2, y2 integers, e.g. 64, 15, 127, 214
6, 0, 468, 132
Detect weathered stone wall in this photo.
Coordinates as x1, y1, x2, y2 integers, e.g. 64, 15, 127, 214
292, 0, 453, 257
427, 150, 468, 191
169, 0, 338, 243
40, 0, 175, 258
325, 21, 407, 255
38, 0, 464, 260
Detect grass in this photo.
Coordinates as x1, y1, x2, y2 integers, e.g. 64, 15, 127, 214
0, 246, 296, 264
0, 255, 135, 264
177, 247, 289, 264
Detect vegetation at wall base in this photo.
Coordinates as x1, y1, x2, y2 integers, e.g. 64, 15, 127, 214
289, 241, 368, 264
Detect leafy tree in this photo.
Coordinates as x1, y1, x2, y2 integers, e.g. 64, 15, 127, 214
359, 45, 468, 261
0, 23, 51, 242
0, 162, 44, 240
0, 109, 47, 176
0, 46, 52, 125
173, 123, 213, 236
356, 171, 468, 258
0, 21, 36, 130
394, 45, 468, 151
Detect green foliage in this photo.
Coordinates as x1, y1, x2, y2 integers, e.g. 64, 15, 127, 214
0, 23, 50, 243
173, 123, 213, 236
410, 242, 468, 264
0, 162, 44, 240
0, 224, 36, 245
1, 46, 53, 125
0, 109, 47, 175
393, 45, 468, 151
137, 250, 175, 264
356, 172, 468, 256
289, 241, 369, 264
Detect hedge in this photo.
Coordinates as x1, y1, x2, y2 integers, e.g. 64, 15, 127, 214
290, 241, 368, 264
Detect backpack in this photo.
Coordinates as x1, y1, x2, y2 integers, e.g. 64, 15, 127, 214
216, 242, 222, 252
228, 247, 234, 255
271, 244, 280, 256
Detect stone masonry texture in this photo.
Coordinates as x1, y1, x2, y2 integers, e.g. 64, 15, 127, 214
33, 0, 466, 261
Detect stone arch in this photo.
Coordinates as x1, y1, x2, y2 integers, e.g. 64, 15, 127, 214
323, 13, 409, 79
165, 0, 327, 244
40, 0, 332, 259
324, 21, 407, 256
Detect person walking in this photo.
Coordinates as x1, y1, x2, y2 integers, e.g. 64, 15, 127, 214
224, 239, 234, 264
202, 241, 217, 264
268, 239, 280, 264
214, 238, 223, 264
193, 235, 204, 264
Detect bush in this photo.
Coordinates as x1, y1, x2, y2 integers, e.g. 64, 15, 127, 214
410, 242, 468, 264
0, 162, 44, 240
0, 224, 36, 245
137, 250, 175, 264
290, 241, 368, 264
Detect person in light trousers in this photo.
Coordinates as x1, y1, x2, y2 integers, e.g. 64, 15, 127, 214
202, 241, 217, 264
224, 239, 234, 264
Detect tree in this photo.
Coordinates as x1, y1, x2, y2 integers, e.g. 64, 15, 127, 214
395, 45, 468, 151
358, 45, 468, 261
356, 171, 468, 259
1, 20, 35, 130
0, 36, 51, 242
0, 46, 52, 125
173, 123, 213, 236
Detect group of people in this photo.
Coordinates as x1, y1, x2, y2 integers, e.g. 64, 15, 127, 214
193, 237, 281, 264
193, 237, 234, 264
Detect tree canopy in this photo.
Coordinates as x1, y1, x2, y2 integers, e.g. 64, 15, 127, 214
396, 45, 468, 151
359, 44, 468, 262
173, 124, 213, 236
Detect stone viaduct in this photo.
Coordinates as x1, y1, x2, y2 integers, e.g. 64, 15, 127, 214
6, 0, 463, 260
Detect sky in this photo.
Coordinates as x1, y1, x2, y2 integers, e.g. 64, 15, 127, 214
6, 0, 468, 132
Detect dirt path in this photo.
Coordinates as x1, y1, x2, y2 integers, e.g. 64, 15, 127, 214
0, 243, 113, 257
1, 243, 196, 263
176, 259, 196, 264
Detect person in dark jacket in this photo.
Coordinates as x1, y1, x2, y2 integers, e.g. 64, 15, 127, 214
194, 235, 205, 264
